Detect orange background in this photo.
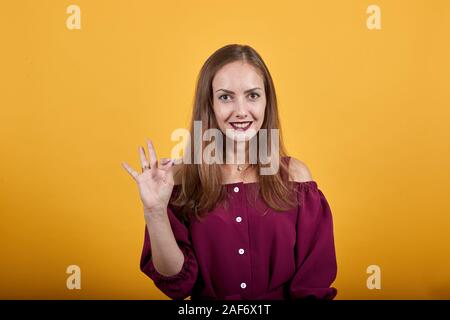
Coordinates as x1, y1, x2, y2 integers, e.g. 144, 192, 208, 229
1, 0, 449, 299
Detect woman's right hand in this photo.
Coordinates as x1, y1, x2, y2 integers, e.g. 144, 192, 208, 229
121, 139, 175, 216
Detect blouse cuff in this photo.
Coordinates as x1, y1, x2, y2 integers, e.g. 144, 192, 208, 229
290, 287, 338, 300
145, 242, 197, 284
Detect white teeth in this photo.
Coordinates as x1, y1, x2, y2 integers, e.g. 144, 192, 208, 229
231, 121, 251, 128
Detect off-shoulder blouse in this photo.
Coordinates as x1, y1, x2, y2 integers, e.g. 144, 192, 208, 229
140, 157, 338, 300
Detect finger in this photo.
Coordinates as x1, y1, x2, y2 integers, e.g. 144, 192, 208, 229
146, 139, 158, 168
121, 162, 139, 181
139, 146, 149, 171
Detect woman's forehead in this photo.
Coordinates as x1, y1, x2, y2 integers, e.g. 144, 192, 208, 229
212, 62, 264, 91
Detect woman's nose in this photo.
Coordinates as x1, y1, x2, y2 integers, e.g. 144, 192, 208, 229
235, 98, 248, 118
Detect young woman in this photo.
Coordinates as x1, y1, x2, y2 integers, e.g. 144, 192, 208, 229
122, 44, 338, 300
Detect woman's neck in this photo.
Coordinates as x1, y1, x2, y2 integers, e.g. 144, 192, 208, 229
223, 137, 251, 165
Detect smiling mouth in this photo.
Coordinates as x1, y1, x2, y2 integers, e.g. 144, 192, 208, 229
229, 121, 253, 131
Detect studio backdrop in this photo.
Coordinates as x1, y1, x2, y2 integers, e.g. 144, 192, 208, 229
1, 0, 449, 299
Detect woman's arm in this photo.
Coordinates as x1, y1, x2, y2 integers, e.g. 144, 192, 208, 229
140, 204, 199, 300
144, 209, 185, 277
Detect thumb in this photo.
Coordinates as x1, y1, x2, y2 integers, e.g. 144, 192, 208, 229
158, 158, 175, 171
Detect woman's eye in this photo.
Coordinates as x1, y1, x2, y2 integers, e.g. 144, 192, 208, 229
219, 94, 231, 101
249, 93, 260, 99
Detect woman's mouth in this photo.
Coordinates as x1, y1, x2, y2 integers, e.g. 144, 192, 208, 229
229, 121, 253, 131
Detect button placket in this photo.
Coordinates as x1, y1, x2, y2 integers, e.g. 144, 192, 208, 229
227, 183, 251, 294
232, 183, 251, 293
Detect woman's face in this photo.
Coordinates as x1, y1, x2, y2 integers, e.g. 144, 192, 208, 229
212, 61, 266, 142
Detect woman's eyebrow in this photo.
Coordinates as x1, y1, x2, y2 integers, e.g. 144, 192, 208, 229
215, 87, 262, 94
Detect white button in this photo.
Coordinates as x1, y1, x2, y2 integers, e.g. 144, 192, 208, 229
236, 216, 242, 223
234, 186, 239, 193
238, 248, 245, 255
240, 282, 247, 289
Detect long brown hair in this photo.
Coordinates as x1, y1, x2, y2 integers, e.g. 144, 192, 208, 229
172, 44, 298, 222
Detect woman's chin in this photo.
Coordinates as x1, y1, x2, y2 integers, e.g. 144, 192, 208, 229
225, 128, 258, 142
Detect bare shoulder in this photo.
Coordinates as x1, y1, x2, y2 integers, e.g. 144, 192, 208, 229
170, 159, 183, 185
288, 157, 314, 183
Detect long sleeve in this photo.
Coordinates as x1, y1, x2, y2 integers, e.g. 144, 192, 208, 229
140, 204, 199, 300
288, 181, 338, 300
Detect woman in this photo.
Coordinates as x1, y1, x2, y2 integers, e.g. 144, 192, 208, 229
121, 44, 338, 300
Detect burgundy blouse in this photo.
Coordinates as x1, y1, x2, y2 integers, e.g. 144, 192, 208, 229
140, 157, 338, 300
